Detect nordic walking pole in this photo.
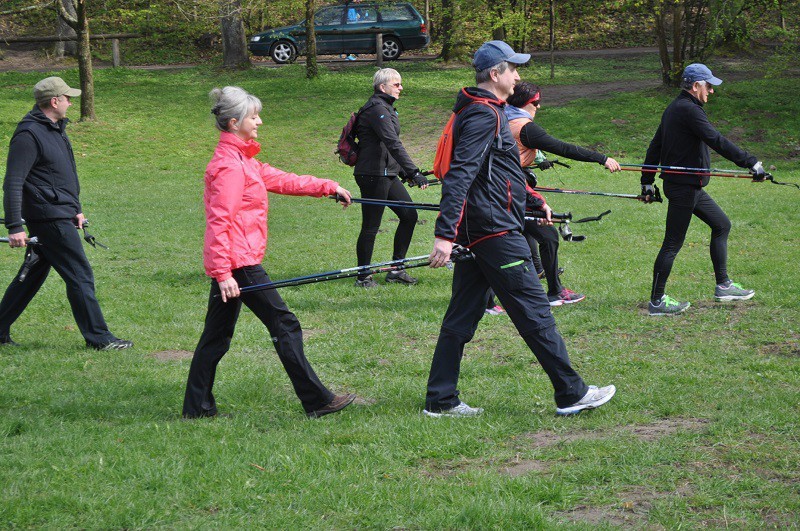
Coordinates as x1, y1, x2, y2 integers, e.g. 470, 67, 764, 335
230, 248, 475, 296
0, 236, 39, 245
535, 185, 663, 203
335, 196, 441, 211
620, 163, 799, 189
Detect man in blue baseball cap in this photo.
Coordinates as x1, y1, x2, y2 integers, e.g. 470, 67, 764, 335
640, 63, 768, 316
422, 41, 615, 418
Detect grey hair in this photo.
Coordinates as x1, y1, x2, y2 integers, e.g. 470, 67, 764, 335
209, 86, 262, 132
475, 61, 509, 84
373, 68, 401, 91
681, 78, 707, 91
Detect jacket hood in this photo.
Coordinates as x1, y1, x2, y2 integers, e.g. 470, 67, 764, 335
218, 130, 261, 158
453, 87, 506, 114
504, 105, 531, 121
20, 105, 66, 130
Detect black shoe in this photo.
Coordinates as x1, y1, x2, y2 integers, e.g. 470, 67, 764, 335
0, 335, 18, 346
385, 270, 418, 285
183, 410, 230, 419
307, 393, 356, 418
87, 338, 133, 351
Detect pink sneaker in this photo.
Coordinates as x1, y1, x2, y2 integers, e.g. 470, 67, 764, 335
484, 305, 506, 315
548, 288, 585, 307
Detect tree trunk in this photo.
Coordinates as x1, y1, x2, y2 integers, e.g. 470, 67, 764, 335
671, 1, 684, 85
220, 0, 251, 69
305, 0, 317, 79
438, 0, 455, 61
549, 0, 555, 80
58, 0, 95, 121
55, 0, 77, 58
488, 0, 506, 41
654, 3, 672, 86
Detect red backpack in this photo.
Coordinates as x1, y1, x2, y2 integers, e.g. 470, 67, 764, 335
432, 99, 501, 180
335, 111, 361, 166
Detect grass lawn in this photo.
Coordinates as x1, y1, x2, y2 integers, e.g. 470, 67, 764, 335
0, 58, 798, 528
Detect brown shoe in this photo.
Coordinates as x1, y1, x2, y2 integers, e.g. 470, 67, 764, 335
307, 393, 356, 419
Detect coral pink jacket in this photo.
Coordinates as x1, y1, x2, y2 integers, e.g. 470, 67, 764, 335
203, 131, 339, 282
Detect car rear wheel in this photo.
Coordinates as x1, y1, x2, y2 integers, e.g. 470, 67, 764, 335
381, 36, 402, 61
270, 41, 297, 64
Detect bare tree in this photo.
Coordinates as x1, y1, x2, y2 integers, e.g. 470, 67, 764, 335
55, 0, 77, 58
654, 0, 686, 86
220, 0, 251, 69
305, 0, 318, 78
57, 0, 94, 120
549, 0, 555, 80
438, 0, 455, 61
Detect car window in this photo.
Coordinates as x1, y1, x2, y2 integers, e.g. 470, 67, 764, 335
378, 5, 415, 21
315, 6, 344, 25
345, 6, 378, 24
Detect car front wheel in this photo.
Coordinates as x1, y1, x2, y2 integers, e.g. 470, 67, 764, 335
270, 41, 297, 64
382, 36, 402, 61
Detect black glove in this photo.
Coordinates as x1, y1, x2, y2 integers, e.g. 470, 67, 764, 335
750, 161, 766, 182
537, 160, 554, 171
409, 170, 428, 188
641, 184, 655, 203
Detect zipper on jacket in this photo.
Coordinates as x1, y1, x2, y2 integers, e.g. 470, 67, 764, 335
506, 179, 512, 212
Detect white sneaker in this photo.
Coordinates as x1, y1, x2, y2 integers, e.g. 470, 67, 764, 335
423, 401, 484, 418
555, 385, 616, 416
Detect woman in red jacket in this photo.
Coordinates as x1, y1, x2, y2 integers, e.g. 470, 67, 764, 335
183, 86, 356, 419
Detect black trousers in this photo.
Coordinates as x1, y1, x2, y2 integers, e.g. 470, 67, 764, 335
354, 175, 418, 278
426, 232, 588, 411
651, 182, 731, 301
0, 219, 115, 345
183, 265, 334, 417
523, 220, 562, 295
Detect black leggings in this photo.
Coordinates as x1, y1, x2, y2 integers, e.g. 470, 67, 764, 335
523, 220, 561, 296
651, 182, 731, 301
355, 175, 418, 278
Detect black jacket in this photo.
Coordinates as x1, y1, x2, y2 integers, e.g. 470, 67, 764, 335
642, 91, 757, 187
520, 122, 607, 165
435, 87, 528, 246
353, 92, 418, 178
3, 106, 82, 233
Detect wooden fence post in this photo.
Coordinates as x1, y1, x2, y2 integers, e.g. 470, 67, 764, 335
112, 38, 120, 67
375, 33, 383, 68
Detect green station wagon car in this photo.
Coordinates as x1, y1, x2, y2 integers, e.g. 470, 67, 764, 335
248, 2, 429, 63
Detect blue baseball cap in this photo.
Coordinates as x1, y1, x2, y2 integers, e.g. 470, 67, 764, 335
472, 41, 531, 71
682, 63, 722, 86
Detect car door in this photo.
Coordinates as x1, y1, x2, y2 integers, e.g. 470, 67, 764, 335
342, 4, 380, 54
312, 6, 344, 55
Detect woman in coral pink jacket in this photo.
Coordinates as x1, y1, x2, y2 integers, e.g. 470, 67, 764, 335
183, 86, 356, 419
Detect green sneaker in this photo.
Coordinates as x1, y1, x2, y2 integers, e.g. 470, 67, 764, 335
715, 281, 755, 301
648, 295, 690, 316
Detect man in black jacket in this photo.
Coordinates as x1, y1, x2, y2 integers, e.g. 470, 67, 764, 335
352, 68, 427, 288
424, 41, 615, 417
641, 64, 767, 316
1, 77, 132, 350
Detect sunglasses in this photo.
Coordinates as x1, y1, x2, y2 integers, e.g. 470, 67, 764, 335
388, 82, 402, 88
527, 98, 541, 107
